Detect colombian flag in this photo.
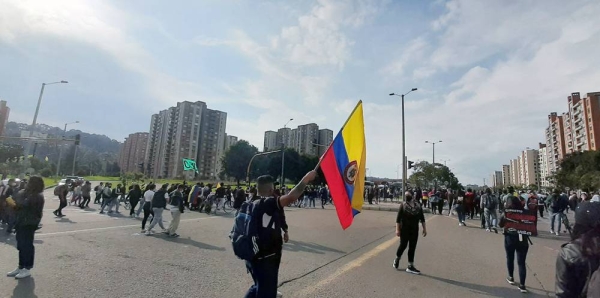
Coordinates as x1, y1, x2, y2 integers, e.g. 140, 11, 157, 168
320, 101, 366, 229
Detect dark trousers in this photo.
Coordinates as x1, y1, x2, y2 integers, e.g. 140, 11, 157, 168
130, 199, 139, 216
245, 254, 281, 298
321, 197, 327, 208
79, 195, 91, 208
538, 205, 544, 217
16, 225, 36, 269
468, 204, 475, 219
396, 228, 419, 263
431, 202, 438, 214
94, 193, 101, 204
55, 196, 67, 216
438, 200, 444, 214
480, 210, 486, 228
505, 234, 529, 286
141, 202, 153, 230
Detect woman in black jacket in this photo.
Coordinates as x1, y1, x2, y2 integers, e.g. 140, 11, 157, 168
6, 176, 45, 279
555, 202, 600, 297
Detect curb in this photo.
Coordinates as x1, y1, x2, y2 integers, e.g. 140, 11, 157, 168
362, 204, 432, 213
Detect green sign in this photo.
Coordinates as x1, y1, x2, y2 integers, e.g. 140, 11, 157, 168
182, 158, 198, 173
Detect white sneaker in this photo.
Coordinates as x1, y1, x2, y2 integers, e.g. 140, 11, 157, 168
486, 229, 491, 232
555, 231, 560, 236
276, 291, 283, 298
7, 268, 21, 277
15, 269, 30, 279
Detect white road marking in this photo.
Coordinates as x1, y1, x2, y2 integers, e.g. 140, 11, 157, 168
36, 216, 219, 237
297, 216, 435, 296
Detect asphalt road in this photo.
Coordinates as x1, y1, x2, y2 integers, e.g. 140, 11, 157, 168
0, 187, 567, 297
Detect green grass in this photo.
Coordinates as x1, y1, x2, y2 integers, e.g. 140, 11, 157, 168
42, 177, 59, 188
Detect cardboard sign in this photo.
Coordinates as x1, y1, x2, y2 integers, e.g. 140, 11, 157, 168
503, 209, 538, 236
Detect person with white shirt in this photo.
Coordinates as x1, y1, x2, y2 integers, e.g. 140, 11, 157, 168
146, 184, 169, 235
141, 184, 156, 233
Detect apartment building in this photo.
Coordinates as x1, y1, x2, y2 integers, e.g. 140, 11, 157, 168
264, 123, 333, 157
145, 101, 227, 179
0, 100, 9, 136
546, 112, 567, 174
224, 134, 238, 152
502, 165, 511, 186
119, 132, 148, 173
566, 92, 600, 152
318, 129, 334, 156
490, 171, 503, 188
510, 159, 520, 186
538, 143, 550, 188
520, 149, 540, 187
264, 131, 278, 151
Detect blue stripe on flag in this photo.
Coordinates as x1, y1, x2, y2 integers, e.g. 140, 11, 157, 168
331, 133, 354, 202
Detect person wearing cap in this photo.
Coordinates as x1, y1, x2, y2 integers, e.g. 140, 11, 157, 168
555, 201, 600, 297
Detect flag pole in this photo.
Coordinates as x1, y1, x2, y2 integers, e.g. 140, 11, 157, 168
314, 100, 363, 170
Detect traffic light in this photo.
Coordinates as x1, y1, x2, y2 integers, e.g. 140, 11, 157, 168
74, 134, 81, 145
408, 160, 415, 169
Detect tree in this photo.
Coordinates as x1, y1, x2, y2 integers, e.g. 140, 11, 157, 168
221, 140, 259, 185
408, 161, 461, 190
553, 151, 600, 191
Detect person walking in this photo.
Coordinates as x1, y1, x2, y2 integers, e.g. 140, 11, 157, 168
53, 183, 69, 218
547, 189, 568, 235
113, 184, 124, 214
146, 184, 169, 235
319, 186, 329, 209
99, 183, 113, 214
393, 191, 427, 274
140, 184, 155, 233
79, 181, 92, 209
166, 185, 184, 237
127, 184, 143, 218
93, 182, 104, 204
481, 188, 498, 233
500, 194, 530, 293
243, 171, 316, 298
447, 190, 455, 216
464, 189, 475, 219
6, 176, 45, 279
555, 201, 600, 297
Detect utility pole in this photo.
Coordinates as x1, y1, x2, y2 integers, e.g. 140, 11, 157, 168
389, 88, 418, 196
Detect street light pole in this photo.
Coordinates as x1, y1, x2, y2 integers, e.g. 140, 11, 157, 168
280, 118, 293, 191
23, 81, 68, 176
425, 140, 442, 190
56, 121, 79, 176
390, 88, 418, 198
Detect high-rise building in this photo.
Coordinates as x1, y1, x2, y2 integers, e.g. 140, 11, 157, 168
198, 109, 227, 179
265, 123, 332, 157
519, 149, 539, 187
0, 100, 9, 136
296, 123, 320, 156
317, 129, 334, 156
538, 143, 550, 188
491, 171, 503, 188
510, 159, 520, 186
546, 112, 567, 174
224, 134, 238, 152
145, 101, 226, 179
502, 165, 511, 186
565, 92, 600, 152
263, 131, 278, 151
119, 132, 148, 173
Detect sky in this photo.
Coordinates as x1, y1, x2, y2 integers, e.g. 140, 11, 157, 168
2, 0, 600, 185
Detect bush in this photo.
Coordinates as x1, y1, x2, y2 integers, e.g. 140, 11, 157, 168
40, 168, 53, 177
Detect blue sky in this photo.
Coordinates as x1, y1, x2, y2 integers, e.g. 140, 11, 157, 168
2, 0, 600, 184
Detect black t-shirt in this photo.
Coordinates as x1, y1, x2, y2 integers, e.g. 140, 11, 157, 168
396, 201, 425, 232
256, 197, 283, 256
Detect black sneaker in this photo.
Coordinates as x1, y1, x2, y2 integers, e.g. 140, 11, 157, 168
518, 285, 527, 293
53, 211, 58, 217
406, 265, 421, 275
506, 277, 515, 285
493, 228, 498, 234
170, 233, 180, 238
392, 258, 399, 269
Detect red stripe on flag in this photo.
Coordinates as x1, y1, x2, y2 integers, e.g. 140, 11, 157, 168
321, 148, 353, 229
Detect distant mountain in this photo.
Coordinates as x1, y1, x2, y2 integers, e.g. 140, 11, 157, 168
3, 122, 122, 176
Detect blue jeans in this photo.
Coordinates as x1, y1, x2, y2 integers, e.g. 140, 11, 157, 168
550, 211, 562, 232
456, 205, 466, 223
245, 254, 281, 298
